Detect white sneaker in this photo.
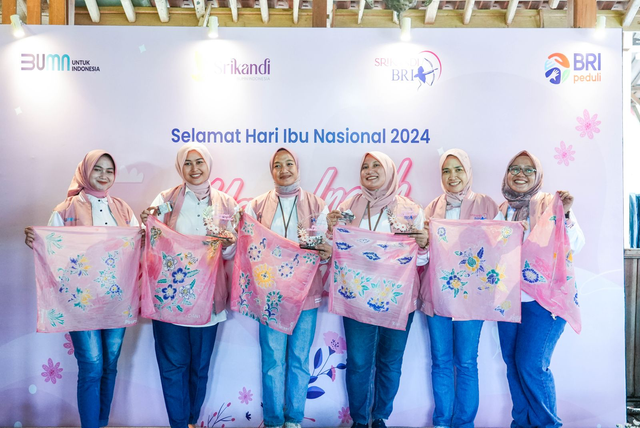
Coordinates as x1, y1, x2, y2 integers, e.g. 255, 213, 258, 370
284, 422, 302, 428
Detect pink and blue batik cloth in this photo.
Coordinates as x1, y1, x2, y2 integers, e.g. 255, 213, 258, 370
230, 214, 321, 335
141, 215, 223, 325
329, 225, 419, 330
427, 219, 524, 322
32, 226, 142, 333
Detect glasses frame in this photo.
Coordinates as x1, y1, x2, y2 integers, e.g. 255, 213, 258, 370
508, 165, 537, 176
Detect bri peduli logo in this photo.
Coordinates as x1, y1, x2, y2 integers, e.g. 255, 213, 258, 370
374, 50, 442, 91
544, 52, 602, 85
20, 53, 101, 72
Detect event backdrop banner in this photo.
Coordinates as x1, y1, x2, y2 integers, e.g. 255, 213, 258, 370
0, 27, 623, 427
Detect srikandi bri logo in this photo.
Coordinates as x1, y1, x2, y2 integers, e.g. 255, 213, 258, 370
191, 51, 271, 81
374, 50, 442, 90
20, 53, 101, 72
544, 52, 602, 85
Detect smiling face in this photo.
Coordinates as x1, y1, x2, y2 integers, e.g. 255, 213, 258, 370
88, 155, 115, 192
441, 155, 468, 193
360, 154, 387, 191
507, 154, 537, 193
272, 150, 298, 186
182, 150, 210, 186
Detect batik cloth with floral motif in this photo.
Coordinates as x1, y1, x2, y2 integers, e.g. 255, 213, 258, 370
521, 195, 581, 333
231, 214, 321, 334
141, 216, 222, 325
427, 219, 524, 322
328, 225, 419, 330
32, 226, 142, 333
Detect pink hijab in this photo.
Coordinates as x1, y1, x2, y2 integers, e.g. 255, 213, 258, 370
175, 143, 213, 200
55, 150, 132, 226
350, 151, 399, 226
501, 150, 544, 222
270, 148, 301, 198
440, 149, 473, 210
67, 150, 115, 198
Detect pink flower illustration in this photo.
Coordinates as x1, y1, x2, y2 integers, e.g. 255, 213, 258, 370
575, 109, 601, 139
63, 333, 74, 355
338, 407, 352, 424
329, 366, 336, 382
41, 358, 63, 384
554, 141, 576, 166
323, 331, 347, 354
238, 387, 253, 404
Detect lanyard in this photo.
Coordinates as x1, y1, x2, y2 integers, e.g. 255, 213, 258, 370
278, 195, 298, 238
366, 202, 385, 232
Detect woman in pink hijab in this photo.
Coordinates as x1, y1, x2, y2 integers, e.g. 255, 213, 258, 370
141, 142, 238, 428
421, 149, 498, 428
326, 151, 428, 428
244, 148, 331, 428
24, 150, 139, 428
496, 150, 584, 428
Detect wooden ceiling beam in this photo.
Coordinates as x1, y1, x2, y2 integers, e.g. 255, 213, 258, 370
260, 0, 269, 22
2, 0, 17, 24
50, 0, 67, 23
293, 0, 300, 23
26, 0, 41, 23
569, 0, 596, 26
155, 0, 170, 21
194, 0, 205, 18
312, 0, 327, 25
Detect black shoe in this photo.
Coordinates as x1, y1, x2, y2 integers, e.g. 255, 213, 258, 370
351, 423, 368, 428
372, 419, 386, 428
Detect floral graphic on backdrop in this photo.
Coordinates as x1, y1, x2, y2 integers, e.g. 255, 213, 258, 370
238, 387, 253, 405
307, 331, 347, 399
41, 358, 63, 384
201, 402, 235, 427
338, 406, 352, 424
554, 141, 576, 166
63, 333, 74, 355
575, 109, 601, 139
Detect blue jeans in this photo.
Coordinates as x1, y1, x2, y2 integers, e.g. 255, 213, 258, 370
260, 308, 318, 427
152, 320, 219, 428
70, 327, 126, 428
343, 312, 414, 425
498, 301, 567, 428
426, 315, 483, 428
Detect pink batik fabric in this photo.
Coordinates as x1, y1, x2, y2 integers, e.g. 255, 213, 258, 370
32, 226, 142, 333
230, 214, 321, 335
427, 219, 524, 322
141, 215, 223, 325
328, 225, 419, 330
521, 195, 581, 333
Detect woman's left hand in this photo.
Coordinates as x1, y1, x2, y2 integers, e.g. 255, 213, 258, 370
316, 242, 332, 261
219, 232, 237, 248
414, 228, 429, 249
557, 190, 574, 214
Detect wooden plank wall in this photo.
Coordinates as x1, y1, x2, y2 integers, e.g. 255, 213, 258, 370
625, 249, 640, 403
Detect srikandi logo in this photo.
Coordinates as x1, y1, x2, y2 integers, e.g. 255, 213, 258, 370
544, 52, 601, 85
374, 50, 442, 90
192, 51, 271, 81
21, 53, 101, 72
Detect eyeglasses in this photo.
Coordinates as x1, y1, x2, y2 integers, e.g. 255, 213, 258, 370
508, 166, 537, 176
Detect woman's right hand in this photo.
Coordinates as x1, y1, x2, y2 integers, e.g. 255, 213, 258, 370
140, 207, 157, 225
24, 226, 35, 249
520, 220, 529, 231
326, 210, 342, 233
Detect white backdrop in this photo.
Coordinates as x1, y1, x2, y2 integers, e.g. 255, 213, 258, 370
0, 27, 624, 427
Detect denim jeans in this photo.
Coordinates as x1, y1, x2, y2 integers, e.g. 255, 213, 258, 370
343, 311, 414, 425
498, 301, 566, 428
259, 308, 318, 427
152, 320, 219, 428
70, 327, 126, 428
426, 314, 483, 428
